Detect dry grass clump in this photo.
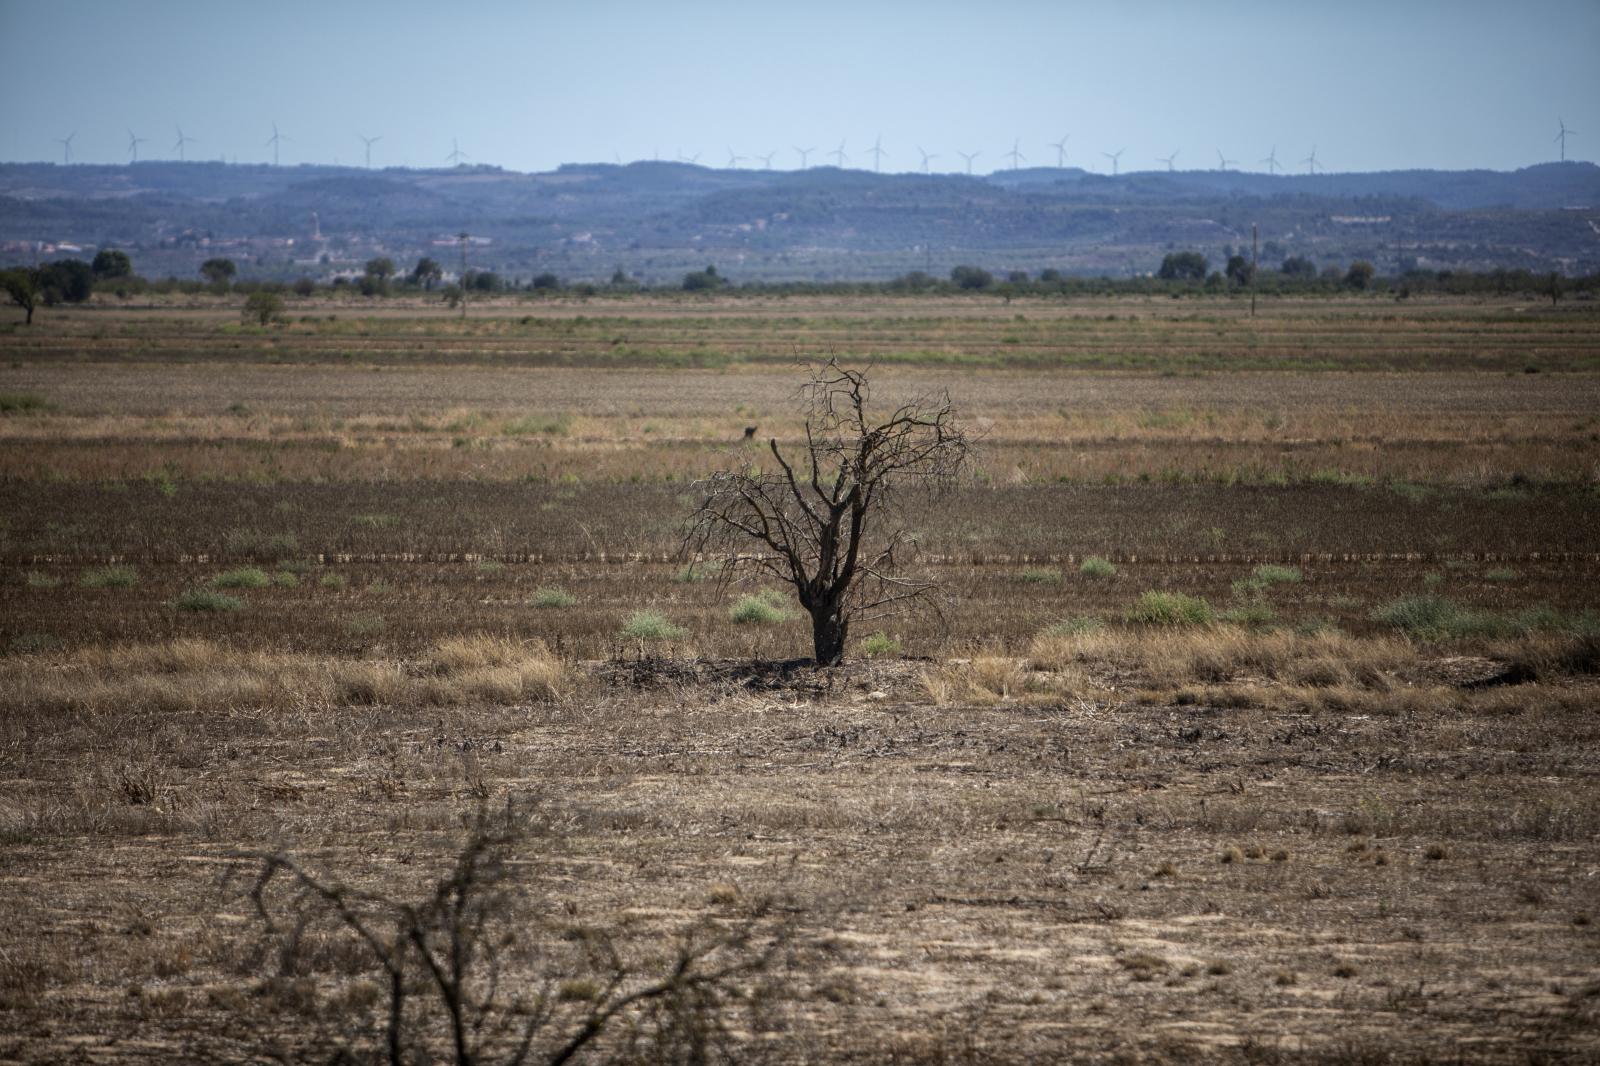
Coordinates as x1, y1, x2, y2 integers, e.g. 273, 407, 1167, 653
922, 655, 1028, 705
0, 636, 570, 716
1027, 627, 1414, 690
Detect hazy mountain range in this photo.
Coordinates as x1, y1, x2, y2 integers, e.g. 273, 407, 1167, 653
3, 160, 1597, 283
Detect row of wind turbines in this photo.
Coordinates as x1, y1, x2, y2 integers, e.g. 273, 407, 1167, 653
51, 120, 1582, 174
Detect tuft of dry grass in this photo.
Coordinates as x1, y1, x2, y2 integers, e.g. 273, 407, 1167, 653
0, 635, 570, 717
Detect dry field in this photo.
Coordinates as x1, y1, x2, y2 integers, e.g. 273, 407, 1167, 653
1, 296, 1598, 1063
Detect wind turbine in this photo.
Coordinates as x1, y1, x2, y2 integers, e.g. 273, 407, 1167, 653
1301, 146, 1322, 174
54, 132, 76, 165
726, 148, 745, 168
266, 122, 288, 166
1555, 119, 1577, 162
1260, 146, 1281, 174
756, 151, 776, 170
1049, 134, 1070, 168
127, 130, 149, 162
1157, 150, 1179, 172
794, 145, 814, 169
957, 150, 980, 176
359, 134, 382, 168
1216, 149, 1238, 172
677, 150, 701, 164
917, 145, 938, 173
828, 140, 848, 167
868, 134, 886, 172
173, 126, 197, 161
1005, 138, 1026, 170
1101, 148, 1125, 176
445, 138, 468, 165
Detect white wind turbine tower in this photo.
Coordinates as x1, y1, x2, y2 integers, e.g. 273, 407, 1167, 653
868, 134, 886, 172
726, 148, 745, 168
1157, 150, 1179, 172
917, 145, 938, 173
173, 126, 197, 161
359, 134, 382, 168
128, 130, 149, 162
1216, 148, 1238, 172
1301, 146, 1322, 174
828, 140, 849, 167
1260, 146, 1281, 174
957, 149, 980, 175
266, 122, 288, 166
1555, 119, 1577, 162
1005, 138, 1025, 170
55, 132, 76, 165
1101, 148, 1125, 176
446, 138, 469, 165
756, 151, 776, 170
794, 145, 815, 169
1049, 134, 1070, 167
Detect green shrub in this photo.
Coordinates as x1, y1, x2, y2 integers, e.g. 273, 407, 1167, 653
0, 393, 51, 414
502, 413, 573, 436
319, 572, 348, 590
344, 612, 385, 636
80, 565, 138, 589
730, 591, 789, 625
620, 610, 686, 641
1017, 566, 1062, 584
212, 567, 271, 589
860, 631, 901, 658
271, 571, 299, 588
1369, 595, 1519, 639
1220, 603, 1278, 629
1079, 556, 1118, 579
23, 571, 60, 589
1251, 564, 1302, 585
531, 586, 576, 608
1126, 590, 1214, 627
1041, 615, 1105, 637
1484, 568, 1520, 582
175, 588, 243, 612
8, 633, 61, 654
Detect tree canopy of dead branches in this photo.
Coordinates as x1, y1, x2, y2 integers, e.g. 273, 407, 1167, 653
684, 361, 971, 665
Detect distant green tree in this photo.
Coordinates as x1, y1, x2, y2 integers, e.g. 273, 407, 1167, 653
242, 291, 284, 325
1006, 270, 1030, 284
682, 265, 724, 291
1157, 251, 1208, 281
364, 257, 396, 280
465, 270, 502, 293
1548, 272, 1562, 306
1344, 261, 1375, 290
1038, 268, 1063, 283
410, 256, 443, 291
530, 272, 561, 290
91, 248, 132, 279
950, 265, 993, 290
200, 258, 237, 289
1280, 255, 1317, 278
292, 276, 316, 297
40, 259, 95, 304
1, 267, 42, 324
442, 284, 463, 309
1225, 255, 1255, 286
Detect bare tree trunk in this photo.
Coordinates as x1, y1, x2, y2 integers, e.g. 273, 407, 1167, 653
809, 604, 848, 666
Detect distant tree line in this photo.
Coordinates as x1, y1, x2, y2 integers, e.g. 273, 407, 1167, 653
5, 248, 1595, 323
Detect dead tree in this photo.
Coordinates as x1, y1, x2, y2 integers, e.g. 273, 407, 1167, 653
685, 361, 971, 665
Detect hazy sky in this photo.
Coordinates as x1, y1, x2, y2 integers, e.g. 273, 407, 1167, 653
2, 0, 1595, 175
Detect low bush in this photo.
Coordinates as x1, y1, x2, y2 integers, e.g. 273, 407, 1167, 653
860, 631, 901, 658
80, 565, 139, 589
1079, 556, 1118, 579
531, 586, 576, 608
1042, 615, 1105, 637
1127, 591, 1214, 627
212, 567, 271, 589
729, 590, 790, 625
175, 588, 244, 612
620, 610, 686, 641
1016, 566, 1062, 584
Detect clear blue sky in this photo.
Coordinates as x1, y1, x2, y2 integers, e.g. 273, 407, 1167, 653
2, 0, 1595, 174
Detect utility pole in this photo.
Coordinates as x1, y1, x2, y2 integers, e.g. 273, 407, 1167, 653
458, 231, 470, 320
1250, 223, 1258, 318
